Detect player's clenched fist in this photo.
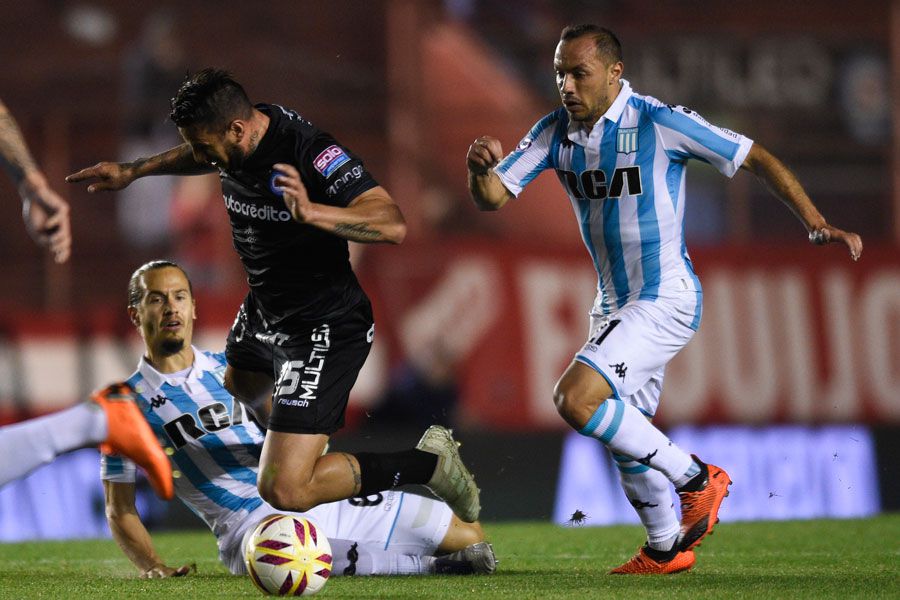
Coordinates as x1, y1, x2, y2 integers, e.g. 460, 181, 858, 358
467, 137, 504, 175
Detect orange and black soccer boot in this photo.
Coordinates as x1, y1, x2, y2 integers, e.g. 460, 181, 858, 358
677, 455, 732, 551
92, 383, 174, 500
610, 544, 695, 575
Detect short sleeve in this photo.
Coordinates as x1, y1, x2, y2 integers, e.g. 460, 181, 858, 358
494, 112, 561, 197
650, 104, 753, 178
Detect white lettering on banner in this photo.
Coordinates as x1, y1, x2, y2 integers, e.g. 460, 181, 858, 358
517, 263, 595, 423
779, 273, 818, 421
2, 264, 899, 425
656, 323, 709, 422
861, 271, 900, 414
706, 273, 779, 422
516, 264, 900, 424
818, 273, 857, 420
400, 258, 501, 363
20, 339, 79, 410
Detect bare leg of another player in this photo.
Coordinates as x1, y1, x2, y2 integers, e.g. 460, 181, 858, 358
226, 364, 480, 523
0, 386, 173, 499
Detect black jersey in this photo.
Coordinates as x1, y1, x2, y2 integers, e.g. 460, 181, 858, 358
219, 104, 379, 325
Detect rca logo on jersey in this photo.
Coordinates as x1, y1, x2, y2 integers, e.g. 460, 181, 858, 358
558, 166, 643, 200
314, 145, 351, 177
163, 401, 246, 449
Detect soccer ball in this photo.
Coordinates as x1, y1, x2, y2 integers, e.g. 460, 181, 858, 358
244, 515, 333, 596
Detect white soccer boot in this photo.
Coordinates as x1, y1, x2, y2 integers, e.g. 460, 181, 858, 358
416, 425, 481, 523
433, 542, 498, 575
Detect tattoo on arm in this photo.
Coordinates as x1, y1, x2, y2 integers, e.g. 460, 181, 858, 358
129, 144, 214, 177
0, 104, 38, 182
343, 453, 362, 494
333, 222, 383, 242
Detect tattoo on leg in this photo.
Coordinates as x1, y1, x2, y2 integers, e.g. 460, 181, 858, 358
343, 453, 362, 494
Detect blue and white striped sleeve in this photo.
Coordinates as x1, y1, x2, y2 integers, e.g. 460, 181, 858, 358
101, 453, 137, 483
494, 113, 559, 197
651, 103, 753, 178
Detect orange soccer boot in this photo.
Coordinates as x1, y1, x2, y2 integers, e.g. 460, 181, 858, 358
92, 383, 173, 500
676, 455, 732, 551
610, 544, 696, 575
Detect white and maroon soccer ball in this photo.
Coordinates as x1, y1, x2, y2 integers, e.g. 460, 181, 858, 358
244, 515, 333, 596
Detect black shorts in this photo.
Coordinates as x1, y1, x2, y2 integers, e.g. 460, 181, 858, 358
225, 293, 374, 435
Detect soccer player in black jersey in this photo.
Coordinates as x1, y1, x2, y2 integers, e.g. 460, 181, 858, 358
67, 69, 480, 522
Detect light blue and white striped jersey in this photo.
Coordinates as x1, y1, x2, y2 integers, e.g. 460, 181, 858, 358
101, 348, 266, 539
495, 79, 753, 326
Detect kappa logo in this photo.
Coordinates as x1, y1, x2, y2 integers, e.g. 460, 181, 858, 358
149, 395, 169, 409
610, 361, 628, 380
629, 498, 660, 510
314, 145, 351, 177
636, 449, 658, 466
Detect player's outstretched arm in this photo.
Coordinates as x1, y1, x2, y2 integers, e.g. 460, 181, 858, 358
104, 481, 193, 578
466, 136, 513, 211
273, 162, 407, 244
66, 144, 215, 193
0, 99, 72, 263
741, 143, 862, 261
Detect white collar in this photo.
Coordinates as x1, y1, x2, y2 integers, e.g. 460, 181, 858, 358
566, 78, 633, 143
136, 346, 214, 392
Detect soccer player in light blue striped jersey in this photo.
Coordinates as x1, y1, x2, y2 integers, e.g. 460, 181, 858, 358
467, 24, 862, 574
102, 261, 495, 579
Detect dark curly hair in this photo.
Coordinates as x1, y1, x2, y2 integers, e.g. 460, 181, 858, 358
560, 24, 623, 64
169, 68, 253, 130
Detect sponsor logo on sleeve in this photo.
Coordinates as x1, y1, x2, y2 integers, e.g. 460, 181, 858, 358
516, 137, 533, 151
314, 145, 351, 177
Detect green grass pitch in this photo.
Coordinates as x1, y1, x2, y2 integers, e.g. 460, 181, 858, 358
0, 516, 897, 599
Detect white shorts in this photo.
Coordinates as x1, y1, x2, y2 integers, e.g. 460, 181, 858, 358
223, 491, 453, 575
575, 294, 698, 417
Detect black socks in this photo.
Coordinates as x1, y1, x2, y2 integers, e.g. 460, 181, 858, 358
353, 449, 438, 496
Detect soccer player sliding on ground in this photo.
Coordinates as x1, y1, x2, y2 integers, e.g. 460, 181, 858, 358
103, 261, 497, 579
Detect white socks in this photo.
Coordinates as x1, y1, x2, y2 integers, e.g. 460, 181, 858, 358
580, 399, 698, 487
613, 452, 680, 550
0, 402, 107, 487
328, 539, 429, 576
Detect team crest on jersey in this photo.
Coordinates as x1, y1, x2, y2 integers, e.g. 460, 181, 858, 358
616, 128, 638, 154
314, 145, 351, 177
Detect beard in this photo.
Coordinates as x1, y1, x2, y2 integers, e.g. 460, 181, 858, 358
226, 145, 247, 170
160, 338, 185, 355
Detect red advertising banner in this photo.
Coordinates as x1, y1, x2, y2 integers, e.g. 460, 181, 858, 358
0, 240, 897, 429
361, 240, 900, 429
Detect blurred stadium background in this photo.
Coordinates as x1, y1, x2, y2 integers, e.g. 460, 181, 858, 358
0, 0, 897, 540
